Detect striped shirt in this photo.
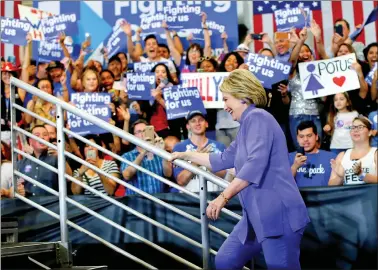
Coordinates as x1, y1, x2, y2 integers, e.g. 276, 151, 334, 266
73, 160, 119, 196
120, 149, 164, 195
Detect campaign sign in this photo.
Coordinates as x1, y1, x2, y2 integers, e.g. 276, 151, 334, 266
244, 53, 292, 89
101, 1, 237, 57
180, 72, 229, 108
274, 6, 311, 32
33, 37, 80, 63
350, 6, 378, 41
0, 17, 31, 46
104, 21, 127, 58
127, 72, 155, 100
40, 13, 78, 39
365, 62, 377, 86
133, 62, 168, 73
18, 4, 55, 41
67, 93, 112, 136
163, 86, 206, 120
298, 54, 360, 99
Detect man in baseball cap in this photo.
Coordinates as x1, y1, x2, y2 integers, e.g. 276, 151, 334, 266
234, 44, 250, 59
173, 110, 227, 192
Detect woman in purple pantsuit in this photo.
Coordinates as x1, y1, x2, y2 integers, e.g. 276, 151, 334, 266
172, 69, 310, 269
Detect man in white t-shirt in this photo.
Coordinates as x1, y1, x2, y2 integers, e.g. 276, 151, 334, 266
123, 22, 178, 82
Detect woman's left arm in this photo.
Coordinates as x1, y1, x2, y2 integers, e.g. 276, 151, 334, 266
207, 178, 249, 220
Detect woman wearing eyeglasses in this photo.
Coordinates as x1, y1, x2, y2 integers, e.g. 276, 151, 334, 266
329, 116, 377, 185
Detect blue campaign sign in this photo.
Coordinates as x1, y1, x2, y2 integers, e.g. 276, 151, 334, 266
274, 6, 311, 31
127, 72, 155, 100
104, 22, 127, 58
40, 13, 79, 39
350, 6, 378, 41
68, 92, 112, 136
163, 86, 206, 120
101, 1, 238, 56
0, 17, 31, 46
244, 53, 292, 89
365, 62, 377, 86
32, 38, 80, 63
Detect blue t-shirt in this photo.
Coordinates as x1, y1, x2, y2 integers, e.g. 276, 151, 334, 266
173, 138, 226, 180
369, 111, 378, 147
288, 150, 337, 187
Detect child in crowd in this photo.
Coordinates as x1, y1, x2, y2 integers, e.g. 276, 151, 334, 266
324, 92, 358, 155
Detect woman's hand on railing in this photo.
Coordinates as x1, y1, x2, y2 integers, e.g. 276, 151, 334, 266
170, 152, 187, 161
206, 196, 227, 221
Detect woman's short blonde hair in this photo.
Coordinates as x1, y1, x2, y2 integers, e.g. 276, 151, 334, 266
220, 69, 267, 107
82, 68, 100, 91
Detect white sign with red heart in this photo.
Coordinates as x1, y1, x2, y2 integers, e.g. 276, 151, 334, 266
298, 53, 360, 99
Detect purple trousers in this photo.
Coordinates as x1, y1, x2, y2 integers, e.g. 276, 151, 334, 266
215, 214, 305, 270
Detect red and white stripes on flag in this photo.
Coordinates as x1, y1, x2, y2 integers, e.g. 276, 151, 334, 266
1, 0, 22, 64
252, 1, 378, 58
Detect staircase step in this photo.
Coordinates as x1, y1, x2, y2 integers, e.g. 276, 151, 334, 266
52, 267, 107, 270
1, 242, 57, 257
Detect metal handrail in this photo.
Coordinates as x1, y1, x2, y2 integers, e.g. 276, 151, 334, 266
12, 129, 229, 239
14, 193, 158, 269
14, 170, 201, 269
14, 147, 218, 257
11, 77, 229, 189
9, 77, 247, 269
13, 104, 242, 221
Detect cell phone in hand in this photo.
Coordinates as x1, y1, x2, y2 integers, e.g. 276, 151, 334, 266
334, 24, 343, 37
251, 33, 263, 40
144, 125, 155, 141
86, 149, 97, 160
298, 147, 306, 156
160, 78, 169, 87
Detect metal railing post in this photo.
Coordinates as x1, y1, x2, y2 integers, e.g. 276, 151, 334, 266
55, 104, 71, 267
10, 82, 18, 198
199, 175, 210, 269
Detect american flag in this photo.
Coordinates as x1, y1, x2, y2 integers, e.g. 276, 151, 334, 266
252, 1, 378, 57
1, 0, 22, 64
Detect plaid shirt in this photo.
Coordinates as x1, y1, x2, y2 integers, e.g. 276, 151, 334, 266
120, 149, 164, 195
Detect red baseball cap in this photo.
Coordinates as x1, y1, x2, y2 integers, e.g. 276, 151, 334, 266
1, 62, 20, 72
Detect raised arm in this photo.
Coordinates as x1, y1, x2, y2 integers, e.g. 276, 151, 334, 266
162, 21, 182, 66
58, 33, 74, 74
201, 12, 212, 57
19, 34, 33, 102
310, 20, 329, 59
122, 22, 140, 62
289, 27, 307, 68
351, 62, 368, 99
134, 27, 144, 57
172, 30, 184, 55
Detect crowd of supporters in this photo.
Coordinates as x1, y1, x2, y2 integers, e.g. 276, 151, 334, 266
1, 13, 377, 198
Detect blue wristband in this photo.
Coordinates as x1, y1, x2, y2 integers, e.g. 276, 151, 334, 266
359, 172, 366, 181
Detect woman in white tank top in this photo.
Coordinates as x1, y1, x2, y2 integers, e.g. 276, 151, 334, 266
329, 116, 378, 186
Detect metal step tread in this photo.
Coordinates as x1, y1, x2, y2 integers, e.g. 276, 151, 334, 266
1, 242, 58, 257
51, 267, 107, 270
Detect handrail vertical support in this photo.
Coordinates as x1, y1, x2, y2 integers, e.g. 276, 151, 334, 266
199, 175, 210, 269
56, 104, 71, 267
10, 81, 18, 198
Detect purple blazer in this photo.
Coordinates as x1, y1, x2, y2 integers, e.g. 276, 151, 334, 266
210, 105, 310, 243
